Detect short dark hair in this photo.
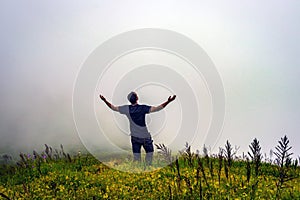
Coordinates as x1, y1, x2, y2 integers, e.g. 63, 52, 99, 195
127, 92, 137, 104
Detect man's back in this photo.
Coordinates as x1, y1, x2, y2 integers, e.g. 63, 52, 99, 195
118, 104, 151, 138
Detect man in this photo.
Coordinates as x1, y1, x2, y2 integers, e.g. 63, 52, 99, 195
99, 92, 176, 165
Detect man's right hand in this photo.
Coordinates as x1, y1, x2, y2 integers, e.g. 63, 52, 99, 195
168, 95, 176, 102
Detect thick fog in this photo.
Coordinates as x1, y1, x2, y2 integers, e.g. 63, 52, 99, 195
1, 1, 300, 160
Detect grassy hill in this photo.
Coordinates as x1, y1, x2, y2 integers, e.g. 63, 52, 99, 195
0, 136, 299, 199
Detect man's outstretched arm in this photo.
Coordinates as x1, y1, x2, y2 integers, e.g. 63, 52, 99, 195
150, 95, 176, 113
99, 95, 119, 112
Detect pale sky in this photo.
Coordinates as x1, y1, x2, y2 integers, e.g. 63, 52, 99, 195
0, 1, 299, 158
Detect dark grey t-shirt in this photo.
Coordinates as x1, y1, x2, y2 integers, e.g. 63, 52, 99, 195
118, 104, 151, 138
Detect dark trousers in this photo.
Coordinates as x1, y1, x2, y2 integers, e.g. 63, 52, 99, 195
131, 136, 154, 165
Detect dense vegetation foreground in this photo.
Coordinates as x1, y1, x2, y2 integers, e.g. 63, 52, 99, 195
0, 136, 299, 199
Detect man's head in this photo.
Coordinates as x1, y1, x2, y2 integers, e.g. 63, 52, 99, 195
127, 92, 138, 104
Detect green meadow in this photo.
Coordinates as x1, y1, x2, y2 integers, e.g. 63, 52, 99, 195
0, 136, 299, 199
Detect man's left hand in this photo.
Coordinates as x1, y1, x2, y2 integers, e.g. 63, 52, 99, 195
100, 95, 106, 101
